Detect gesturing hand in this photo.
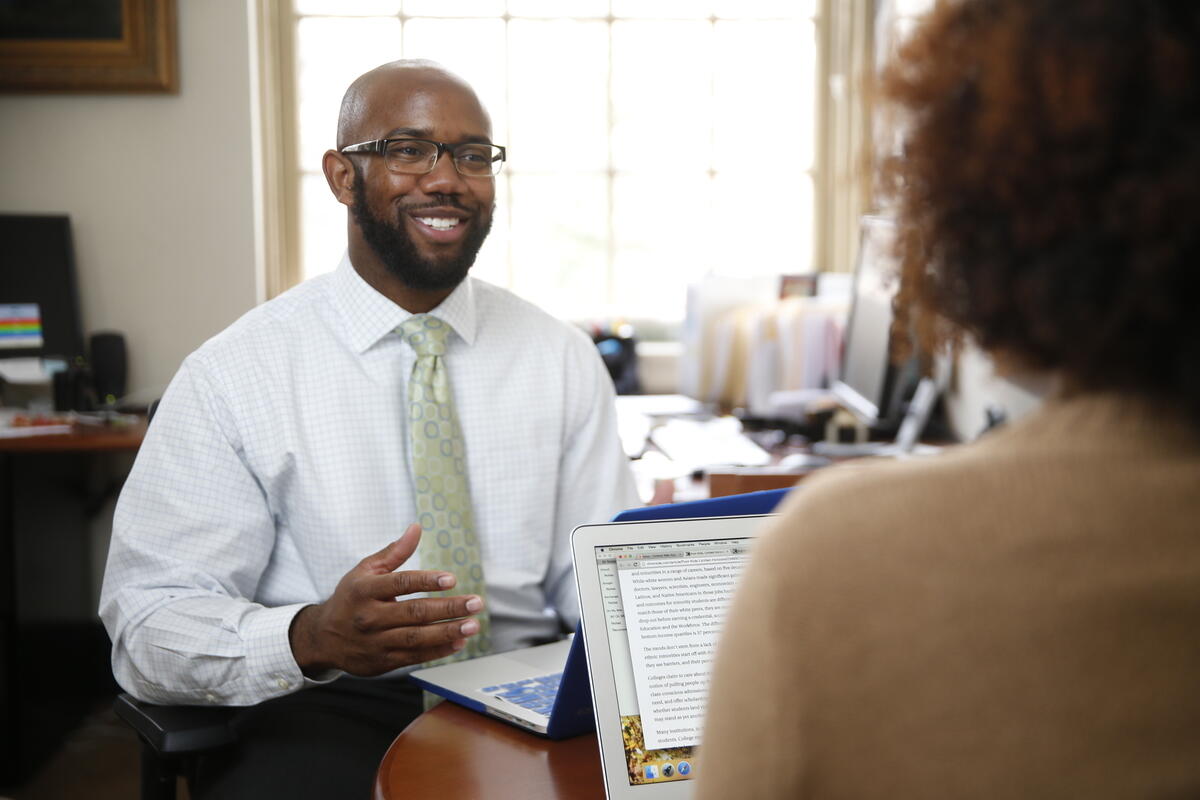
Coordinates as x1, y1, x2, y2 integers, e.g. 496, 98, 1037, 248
288, 523, 483, 677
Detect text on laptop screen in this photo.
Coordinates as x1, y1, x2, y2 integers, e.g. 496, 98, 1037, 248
592, 536, 753, 786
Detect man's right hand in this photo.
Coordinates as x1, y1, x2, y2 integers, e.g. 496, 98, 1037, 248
288, 523, 482, 677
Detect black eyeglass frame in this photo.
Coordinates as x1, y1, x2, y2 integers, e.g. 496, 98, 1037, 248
338, 137, 507, 177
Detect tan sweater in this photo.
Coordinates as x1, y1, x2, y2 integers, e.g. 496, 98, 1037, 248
697, 392, 1200, 799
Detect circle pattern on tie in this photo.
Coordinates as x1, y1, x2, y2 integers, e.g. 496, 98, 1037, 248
399, 314, 490, 662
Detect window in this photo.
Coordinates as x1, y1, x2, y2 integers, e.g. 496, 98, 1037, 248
258, 1, 872, 325
871, 0, 936, 184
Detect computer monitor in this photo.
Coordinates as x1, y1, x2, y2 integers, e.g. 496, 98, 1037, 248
830, 215, 909, 429
0, 214, 85, 362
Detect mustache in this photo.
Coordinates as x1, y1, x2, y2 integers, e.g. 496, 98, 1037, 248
401, 196, 470, 214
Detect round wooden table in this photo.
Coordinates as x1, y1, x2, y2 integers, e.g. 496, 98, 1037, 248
374, 701, 605, 800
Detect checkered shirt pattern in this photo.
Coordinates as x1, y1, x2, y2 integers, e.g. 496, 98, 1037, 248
99, 253, 639, 706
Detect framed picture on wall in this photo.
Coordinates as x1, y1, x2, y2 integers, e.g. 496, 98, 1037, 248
0, 0, 177, 93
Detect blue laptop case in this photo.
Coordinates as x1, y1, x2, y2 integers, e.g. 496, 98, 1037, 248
611, 487, 790, 521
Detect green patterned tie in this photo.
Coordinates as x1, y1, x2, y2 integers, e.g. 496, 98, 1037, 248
399, 314, 490, 661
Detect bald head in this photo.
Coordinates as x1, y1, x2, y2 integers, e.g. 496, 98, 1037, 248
336, 60, 488, 149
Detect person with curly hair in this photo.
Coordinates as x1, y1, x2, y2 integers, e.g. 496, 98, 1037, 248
697, 1, 1200, 796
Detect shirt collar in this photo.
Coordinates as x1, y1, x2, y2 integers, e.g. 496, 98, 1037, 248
330, 252, 479, 354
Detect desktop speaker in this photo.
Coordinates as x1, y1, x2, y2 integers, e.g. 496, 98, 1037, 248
52, 362, 96, 412
89, 331, 127, 407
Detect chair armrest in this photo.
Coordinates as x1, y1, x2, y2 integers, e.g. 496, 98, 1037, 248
113, 693, 237, 755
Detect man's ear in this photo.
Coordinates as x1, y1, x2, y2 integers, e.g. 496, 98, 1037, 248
323, 150, 356, 207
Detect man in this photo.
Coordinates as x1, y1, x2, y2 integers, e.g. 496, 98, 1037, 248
100, 60, 639, 798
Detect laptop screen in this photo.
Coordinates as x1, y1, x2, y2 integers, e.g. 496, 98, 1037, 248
590, 534, 754, 786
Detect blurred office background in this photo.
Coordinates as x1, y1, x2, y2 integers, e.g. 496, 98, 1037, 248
0, 1, 1044, 796
0, 0, 1038, 437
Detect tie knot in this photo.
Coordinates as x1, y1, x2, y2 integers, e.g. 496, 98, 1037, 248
398, 314, 450, 357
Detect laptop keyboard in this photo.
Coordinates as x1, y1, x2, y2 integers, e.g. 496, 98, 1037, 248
482, 672, 562, 717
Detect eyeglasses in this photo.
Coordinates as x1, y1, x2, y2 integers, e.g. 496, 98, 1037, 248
339, 137, 506, 177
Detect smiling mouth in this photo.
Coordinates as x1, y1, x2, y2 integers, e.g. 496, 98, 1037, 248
414, 216, 461, 231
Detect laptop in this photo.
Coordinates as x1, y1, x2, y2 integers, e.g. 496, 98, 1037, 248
408, 491, 789, 741
573, 513, 773, 798
408, 628, 594, 738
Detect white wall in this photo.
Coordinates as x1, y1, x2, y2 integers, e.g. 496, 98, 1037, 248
0, 0, 258, 403
943, 342, 1048, 441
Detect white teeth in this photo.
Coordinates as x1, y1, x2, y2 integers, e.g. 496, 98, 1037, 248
416, 217, 460, 230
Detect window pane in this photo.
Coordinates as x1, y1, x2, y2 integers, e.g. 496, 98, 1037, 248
713, 20, 816, 172
402, 19, 508, 136
507, 0, 608, 17
611, 21, 711, 172
508, 174, 609, 319
301, 172, 346, 281
611, 0, 711, 18
508, 20, 608, 173
711, 171, 813, 276
613, 174, 712, 320
290, 9, 824, 323
713, 0, 816, 18
296, 0, 400, 14
894, 0, 936, 17
892, 17, 924, 47
467, 173, 510, 287
296, 16, 403, 171
403, 0, 504, 16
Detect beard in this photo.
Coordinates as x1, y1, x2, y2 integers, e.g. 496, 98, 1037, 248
350, 167, 493, 292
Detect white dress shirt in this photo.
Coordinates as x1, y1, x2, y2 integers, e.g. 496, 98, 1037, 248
100, 255, 640, 706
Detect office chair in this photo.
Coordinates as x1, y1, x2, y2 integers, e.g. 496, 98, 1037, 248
113, 695, 236, 800
593, 329, 641, 394
111, 397, 237, 799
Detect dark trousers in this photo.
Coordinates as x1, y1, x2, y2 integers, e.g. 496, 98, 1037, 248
191, 676, 424, 800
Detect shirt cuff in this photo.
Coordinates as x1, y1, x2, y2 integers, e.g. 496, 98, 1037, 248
242, 603, 344, 699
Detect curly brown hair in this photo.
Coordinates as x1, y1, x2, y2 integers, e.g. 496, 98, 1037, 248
881, 0, 1200, 417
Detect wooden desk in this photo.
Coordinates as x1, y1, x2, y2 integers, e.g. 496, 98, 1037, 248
374, 701, 605, 800
0, 416, 147, 454
0, 417, 146, 784
708, 469, 809, 497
